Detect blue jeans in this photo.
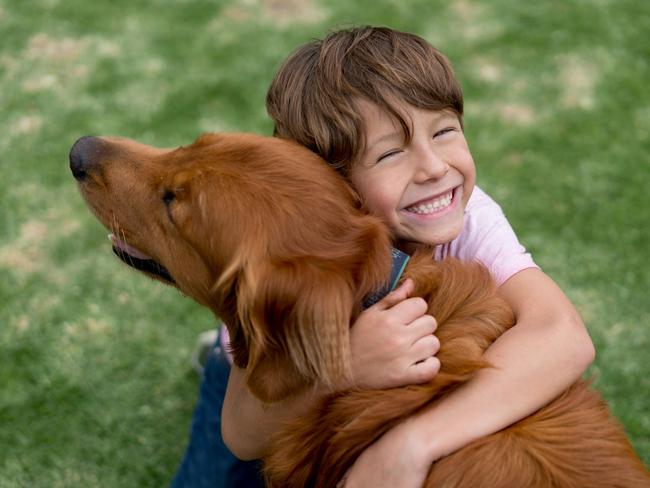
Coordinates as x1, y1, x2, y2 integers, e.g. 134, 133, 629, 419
171, 338, 265, 487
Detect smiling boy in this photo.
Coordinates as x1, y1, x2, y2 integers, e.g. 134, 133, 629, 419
172, 26, 595, 488
350, 100, 474, 251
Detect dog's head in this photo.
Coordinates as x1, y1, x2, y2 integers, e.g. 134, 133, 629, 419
70, 132, 391, 401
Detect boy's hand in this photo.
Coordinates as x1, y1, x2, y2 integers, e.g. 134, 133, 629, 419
336, 418, 431, 488
347, 278, 440, 390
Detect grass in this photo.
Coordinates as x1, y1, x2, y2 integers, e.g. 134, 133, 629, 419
1, 0, 648, 485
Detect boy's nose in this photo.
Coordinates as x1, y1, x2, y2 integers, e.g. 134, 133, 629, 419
414, 149, 450, 182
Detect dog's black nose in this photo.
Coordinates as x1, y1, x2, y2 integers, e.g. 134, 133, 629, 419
69, 135, 101, 181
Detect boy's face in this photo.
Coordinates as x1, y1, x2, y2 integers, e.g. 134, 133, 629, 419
349, 100, 475, 252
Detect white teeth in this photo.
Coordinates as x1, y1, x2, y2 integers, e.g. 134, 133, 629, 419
406, 191, 453, 214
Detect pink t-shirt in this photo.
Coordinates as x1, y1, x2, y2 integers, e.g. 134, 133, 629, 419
219, 185, 537, 356
434, 186, 538, 287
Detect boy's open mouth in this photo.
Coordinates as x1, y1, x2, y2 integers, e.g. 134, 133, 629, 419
404, 188, 456, 215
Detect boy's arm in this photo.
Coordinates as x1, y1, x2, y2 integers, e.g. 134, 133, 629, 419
221, 364, 322, 460
222, 278, 440, 460
340, 268, 595, 487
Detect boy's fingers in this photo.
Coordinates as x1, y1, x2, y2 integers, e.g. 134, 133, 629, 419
408, 356, 441, 384
411, 333, 440, 358
388, 296, 429, 323
374, 278, 413, 310
408, 314, 438, 336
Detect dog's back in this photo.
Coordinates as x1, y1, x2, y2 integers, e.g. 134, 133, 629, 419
264, 256, 650, 487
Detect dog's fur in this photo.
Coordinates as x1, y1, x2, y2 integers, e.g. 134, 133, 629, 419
71, 132, 649, 487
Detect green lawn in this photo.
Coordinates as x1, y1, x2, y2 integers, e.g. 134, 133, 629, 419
1, 0, 648, 485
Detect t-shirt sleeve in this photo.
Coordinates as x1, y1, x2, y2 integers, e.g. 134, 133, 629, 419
450, 186, 539, 287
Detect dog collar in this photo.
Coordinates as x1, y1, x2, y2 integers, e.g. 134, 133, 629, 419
362, 248, 411, 309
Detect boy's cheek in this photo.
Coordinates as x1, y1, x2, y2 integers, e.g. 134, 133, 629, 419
462, 181, 475, 208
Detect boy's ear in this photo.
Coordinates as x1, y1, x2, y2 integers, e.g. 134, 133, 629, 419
237, 258, 355, 403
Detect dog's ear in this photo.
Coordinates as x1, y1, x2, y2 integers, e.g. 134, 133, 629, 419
236, 257, 355, 403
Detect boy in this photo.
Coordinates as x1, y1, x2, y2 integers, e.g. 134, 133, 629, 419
172, 26, 594, 487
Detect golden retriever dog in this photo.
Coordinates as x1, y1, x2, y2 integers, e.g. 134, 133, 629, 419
70, 132, 649, 487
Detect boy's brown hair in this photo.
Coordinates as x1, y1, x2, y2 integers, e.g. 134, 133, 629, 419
266, 26, 464, 176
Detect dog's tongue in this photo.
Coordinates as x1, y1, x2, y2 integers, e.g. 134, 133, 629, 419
108, 234, 151, 260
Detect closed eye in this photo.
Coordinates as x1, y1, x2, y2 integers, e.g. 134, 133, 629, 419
162, 190, 176, 223
162, 189, 175, 205
434, 127, 457, 138
377, 149, 402, 163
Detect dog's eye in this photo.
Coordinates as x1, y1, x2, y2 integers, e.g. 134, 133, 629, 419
162, 190, 175, 205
